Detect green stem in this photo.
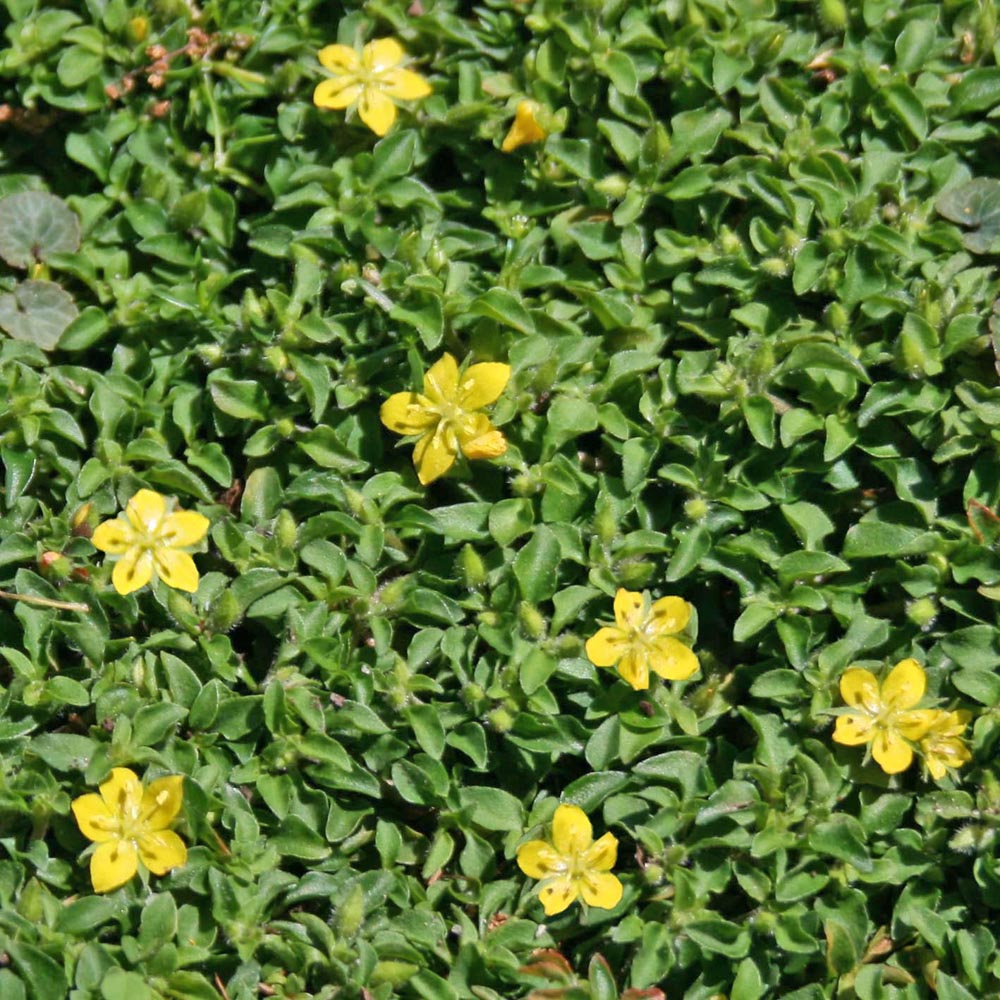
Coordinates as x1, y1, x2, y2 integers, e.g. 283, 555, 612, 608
0, 589, 89, 613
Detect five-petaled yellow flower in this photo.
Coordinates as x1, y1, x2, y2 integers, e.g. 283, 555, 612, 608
71, 768, 187, 893
380, 353, 510, 485
313, 37, 431, 137
920, 709, 972, 780
91, 488, 210, 596
502, 100, 547, 152
832, 659, 938, 774
517, 804, 623, 916
585, 588, 699, 691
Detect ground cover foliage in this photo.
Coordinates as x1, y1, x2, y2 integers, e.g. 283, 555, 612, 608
1, 0, 1000, 996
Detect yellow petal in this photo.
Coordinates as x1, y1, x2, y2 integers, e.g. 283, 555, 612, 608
457, 363, 511, 410
616, 649, 649, 690
318, 44, 360, 74
461, 425, 507, 460
137, 830, 187, 876
413, 430, 457, 485
613, 588, 645, 630
582, 831, 618, 872
358, 86, 397, 136
539, 875, 578, 916
895, 709, 938, 741
501, 100, 547, 153
141, 775, 185, 830
125, 489, 166, 534
363, 37, 405, 73
71, 793, 118, 843
100, 768, 143, 816
380, 392, 437, 436
153, 549, 200, 592
580, 871, 623, 910
112, 548, 154, 595
314, 78, 363, 110
423, 353, 459, 404
648, 636, 699, 681
517, 840, 566, 879
585, 627, 629, 667
648, 596, 691, 635
91, 519, 134, 555
91, 839, 138, 893
832, 713, 874, 746
839, 668, 879, 711
871, 729, 914, 774
925, 753, 948, 780
551, 804, 592, 856
381, 67, 432, 101
881, 658, 926, 710
160, 510, 209, 548
923, 733, 971, 779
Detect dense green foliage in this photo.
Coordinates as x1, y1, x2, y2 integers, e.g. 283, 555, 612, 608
1, 0, 1000, 997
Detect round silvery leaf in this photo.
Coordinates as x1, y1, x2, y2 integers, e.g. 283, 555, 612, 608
0, 191, 82, 268
935, 178, 1000, 254
0, 280, 80, 351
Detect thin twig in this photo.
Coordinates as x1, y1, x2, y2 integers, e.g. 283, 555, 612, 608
0, 590, 90, 613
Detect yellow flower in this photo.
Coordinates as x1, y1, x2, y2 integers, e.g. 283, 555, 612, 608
517, 804, 623, 916
91, 488, 209, 596
920, 709, 972, 780
501, 100, 547, 152
585, 588, 699, 690
71, 768, 187, 893
380, 353, 510, 485
313, 37, 431, 137
832, 658, 938, 774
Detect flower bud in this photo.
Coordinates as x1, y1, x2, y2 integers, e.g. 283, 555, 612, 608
589, 504, 615, 548
210, 590, 241, 633
817, 0, 848, 31
595, 174, 629, 199
518, 601, 547, 640
128, 16, 149, 43
487, 707, 514, 733
378, 577, 411, 610
71, 502, 94, 537
274, 509, 297, 548
684, 497, 710, 521
458, 544, 487, 590
905, 597, 937, 630
335, 884, 365, 938
39, 551, 70, 578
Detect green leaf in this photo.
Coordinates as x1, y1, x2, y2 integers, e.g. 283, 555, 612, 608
513, 525, 561, 602
935, 178, 1000, 253
2, 448, 35, 506
459, 786, 524, 831
808, 815, 871, 871
0, 280, 79, 350
7, 943, 68, 1000
207, 372, 269, 421
467, 287, 535, 334
951, 68, 1000, 115
0, 191, 80, 267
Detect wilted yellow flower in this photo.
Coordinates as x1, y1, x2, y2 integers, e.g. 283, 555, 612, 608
313, 37, 431, 137
920, 709, 972, 780
585, 588, 699, 690
832, 659, 938, 774
517, 804, 622, 916
91, 489, 209, 595
71, 768, 187, 893
501, 100, 547, 152
380, 353, 510, 485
